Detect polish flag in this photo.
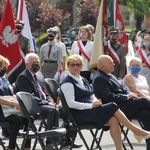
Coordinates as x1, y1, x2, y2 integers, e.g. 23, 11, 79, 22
0, 0, 22, 76
108, 0, 128, 52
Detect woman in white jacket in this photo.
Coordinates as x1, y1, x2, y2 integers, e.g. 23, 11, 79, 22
71, 26, 93, 83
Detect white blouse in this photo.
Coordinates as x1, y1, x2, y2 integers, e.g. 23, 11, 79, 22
61, 73, 97, 110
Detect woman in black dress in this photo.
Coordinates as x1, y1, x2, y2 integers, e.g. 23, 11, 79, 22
61, 54, 150, 150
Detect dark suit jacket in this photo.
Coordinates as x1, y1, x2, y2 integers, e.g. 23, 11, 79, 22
15, 68, 52, 102
92, 70, 130, 105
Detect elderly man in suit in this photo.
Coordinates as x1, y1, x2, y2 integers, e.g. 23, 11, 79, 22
92, 55, 150, 150
15, 53, 59, 150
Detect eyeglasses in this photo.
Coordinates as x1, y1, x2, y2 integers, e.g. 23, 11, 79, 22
69, 63, 82, 67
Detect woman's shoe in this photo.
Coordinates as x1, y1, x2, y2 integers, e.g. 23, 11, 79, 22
134, 134, 150, 142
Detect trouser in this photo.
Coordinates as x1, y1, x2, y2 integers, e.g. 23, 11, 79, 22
119, 97, 150, 150
6, 114, 22, 149
39, 105, 59, 144
59, 106, 77, 142
120, 97, 150, 131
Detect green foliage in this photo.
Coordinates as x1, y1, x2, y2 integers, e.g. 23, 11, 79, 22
126, 0, 150, 15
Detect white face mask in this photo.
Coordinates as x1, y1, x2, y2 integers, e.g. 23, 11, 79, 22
143, 41, 150, 47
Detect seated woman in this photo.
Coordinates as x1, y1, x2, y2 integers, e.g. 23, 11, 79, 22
61, 54, 150, 150
0, 55, 22, 150
124, 57, 150, 100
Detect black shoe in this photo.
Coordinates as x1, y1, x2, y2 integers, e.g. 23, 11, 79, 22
45, 143, 55, 150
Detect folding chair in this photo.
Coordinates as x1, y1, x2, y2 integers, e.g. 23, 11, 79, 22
57, 88, 102, 150
44, 78, 59, 104
16, 91, 66, 150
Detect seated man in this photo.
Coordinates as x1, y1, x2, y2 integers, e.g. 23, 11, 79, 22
92, 54, 150, 149
61, 54, 150, 150
15, 53, 59, 150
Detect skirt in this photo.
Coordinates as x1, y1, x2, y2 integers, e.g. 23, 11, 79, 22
42, 62, 58, 79
71, 102, 118, 129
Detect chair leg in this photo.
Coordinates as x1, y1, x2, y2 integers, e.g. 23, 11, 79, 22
90, 130, 102, 150
0, 138, 7, 150
77, 129, 90, 150
120, 124, 134, 149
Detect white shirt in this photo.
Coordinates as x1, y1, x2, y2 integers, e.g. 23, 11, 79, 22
71, 40, 93, 71
61, 73, 97, 110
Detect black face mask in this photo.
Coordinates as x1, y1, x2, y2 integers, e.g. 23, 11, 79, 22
48, 35, 55, 41
0, 68, 6, 77
31, 63, 40, 73
16, 28, 22, 33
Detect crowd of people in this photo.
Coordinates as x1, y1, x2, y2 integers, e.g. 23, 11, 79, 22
0, 17, 150, 150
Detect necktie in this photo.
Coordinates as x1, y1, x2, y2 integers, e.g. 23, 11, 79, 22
48, 45, 52, 58
33, 75, 46, 100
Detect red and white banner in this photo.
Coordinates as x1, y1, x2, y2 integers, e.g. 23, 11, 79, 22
17, 0, 35, 52
0, 0, 22, 76
136, 46, 150, 69
114, 0, 128, 53
77, 40, 90, 62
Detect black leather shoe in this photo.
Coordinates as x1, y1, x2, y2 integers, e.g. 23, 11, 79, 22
72, 143, 82, 148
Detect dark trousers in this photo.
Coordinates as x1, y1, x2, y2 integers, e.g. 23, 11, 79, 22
119, 97, 150, 150
39, 105, 59, 144
5, 114, 22, 149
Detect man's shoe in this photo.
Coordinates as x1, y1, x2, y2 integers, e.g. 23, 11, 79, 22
72, 143, 82, 148
45, 143, 55, 150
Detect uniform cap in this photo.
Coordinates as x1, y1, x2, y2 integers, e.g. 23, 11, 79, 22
47, 28, 57, 35
108, 26, 119, 33
15, 19, 25, 26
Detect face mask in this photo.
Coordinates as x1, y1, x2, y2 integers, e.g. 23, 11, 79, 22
143, 41, 150, 47
0, 68, 6, 77
48, 35, 55, 41
16, 28, 22, 33
130, 66, 141, 75
32, 63, 40, 73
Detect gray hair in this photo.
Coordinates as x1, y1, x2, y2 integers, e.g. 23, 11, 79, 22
25, 53, 39, 63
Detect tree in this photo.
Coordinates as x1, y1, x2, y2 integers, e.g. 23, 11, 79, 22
26, 0, 70, 33
124, 0, 150, 29
96, 0, 150, 29
76, 0, 100, 27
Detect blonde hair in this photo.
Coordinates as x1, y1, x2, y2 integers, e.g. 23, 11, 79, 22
0, 55, 10, 68
67, 54, 83, 66
129, 57, 142, 67
78, 26, 92, 40
53, 26, 61, 42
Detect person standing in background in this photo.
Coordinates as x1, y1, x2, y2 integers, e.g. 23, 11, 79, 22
86, 24, 95, 41
107, 26, 127, 79
71, 26, 93, 83
39, 28, 62, 81
53, 26, 66, 83
15, 19, 32, 56
136, 34, 150, 87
